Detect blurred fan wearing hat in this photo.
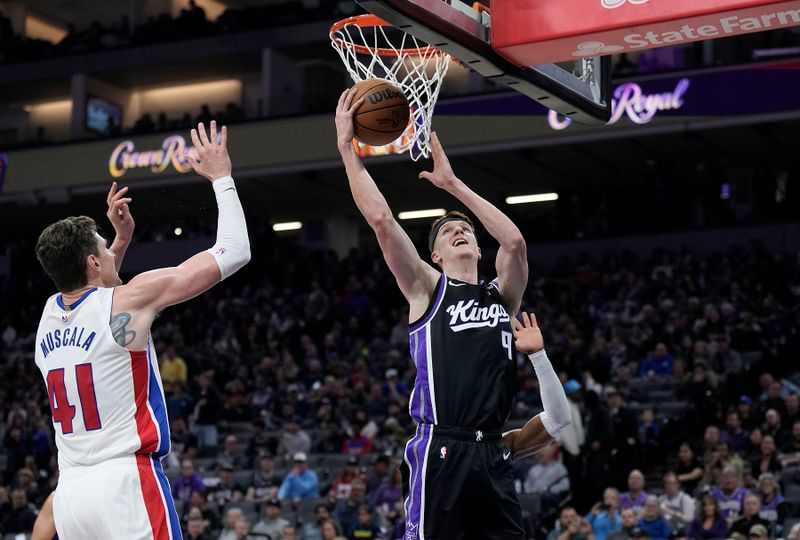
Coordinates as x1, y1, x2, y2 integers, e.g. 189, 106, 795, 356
277, 451, 319, 502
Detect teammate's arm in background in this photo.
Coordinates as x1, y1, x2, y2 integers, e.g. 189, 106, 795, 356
419, 133, 527, 315
112, 121, 250, 350
503, 313, 571, 459
335, 88, 438, 316
31, 492, 55, 540
106, 182, 135, 272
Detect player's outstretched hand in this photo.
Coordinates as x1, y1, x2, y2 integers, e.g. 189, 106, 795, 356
187, 120, 231, 181
106, 182, 134, 241
512, 312, 544, 355
418, 132, 457, 190
335, 87, 365, 151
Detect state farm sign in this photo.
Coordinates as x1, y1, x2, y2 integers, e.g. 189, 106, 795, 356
491, 0, 800, 65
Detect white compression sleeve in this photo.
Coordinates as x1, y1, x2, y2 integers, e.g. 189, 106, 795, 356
529, 349, 571, 438
206, 176, 250, 280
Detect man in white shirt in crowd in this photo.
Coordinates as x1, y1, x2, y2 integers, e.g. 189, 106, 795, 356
524, 443, 570, 510
658, 472, 696, 529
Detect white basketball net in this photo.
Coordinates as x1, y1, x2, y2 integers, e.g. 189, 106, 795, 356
331, 17, 450, 161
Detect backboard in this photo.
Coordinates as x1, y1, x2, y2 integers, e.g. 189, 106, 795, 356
355, 0, 613, 124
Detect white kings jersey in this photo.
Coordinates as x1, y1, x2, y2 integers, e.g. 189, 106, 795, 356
34, 287, 170, 470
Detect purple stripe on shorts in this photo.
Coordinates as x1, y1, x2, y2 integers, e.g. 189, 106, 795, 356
404, 425, 431, 539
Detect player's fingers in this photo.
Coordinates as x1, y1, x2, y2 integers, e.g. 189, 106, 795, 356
343, 88, 356, 110
210, 120, 217, 144
220, 125, 228, 148
111, 186, 129, 202
418, 171, 432, 181
190, 128, 202, 149
348, 97, 365, 114
522, 311, 532, 328
198, 122, 210, 146
512, 318, 523, 332
337, 88, 349, 109
107, 182, 116, 205
531, 313, 539, 329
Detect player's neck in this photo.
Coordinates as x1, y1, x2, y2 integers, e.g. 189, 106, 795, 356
60, 282, 100, 303
442, 261, 478, 284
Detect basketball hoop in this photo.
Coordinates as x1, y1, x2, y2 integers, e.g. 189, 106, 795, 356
330, 14, 451, 161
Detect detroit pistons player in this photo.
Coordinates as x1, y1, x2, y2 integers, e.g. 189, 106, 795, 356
335, 88, 570, 539
34, 120, 249, 540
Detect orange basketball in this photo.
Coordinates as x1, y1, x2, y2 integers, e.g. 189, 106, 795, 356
351, 79, 410, 146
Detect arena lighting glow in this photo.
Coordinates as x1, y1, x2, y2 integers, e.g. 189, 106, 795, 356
506, 193, 559, 205
398, 209, 446, 220
548, 78, 689, 130
272, 221, 303, 232
174, 227, 183, 236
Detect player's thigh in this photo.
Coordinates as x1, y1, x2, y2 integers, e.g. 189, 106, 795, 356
54, 462, 156, 540
466, 444, 525, 540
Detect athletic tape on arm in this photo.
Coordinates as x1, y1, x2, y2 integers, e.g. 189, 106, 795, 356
529, 349, 571, 438
206, 176, 250, 280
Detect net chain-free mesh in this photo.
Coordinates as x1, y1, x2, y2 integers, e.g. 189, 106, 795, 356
331, 18, 450, 161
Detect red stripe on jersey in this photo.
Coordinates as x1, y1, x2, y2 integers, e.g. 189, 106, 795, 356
131, 350, 159, 454
136, 454, 170, 540
75, 363, 102, 430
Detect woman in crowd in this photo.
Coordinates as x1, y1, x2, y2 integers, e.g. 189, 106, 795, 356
675, 443, 703, 495
320, 519, 347, 540
687, 494, 728, 540
756, 473, 788, 534
748, 435, 782, 484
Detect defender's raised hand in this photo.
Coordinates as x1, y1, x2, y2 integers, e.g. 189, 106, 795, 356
335, 87, 365, 151
418, 132, 457, 190
512, 312, 544, 355
187, 120, 231, 181
106, 182, 134, 242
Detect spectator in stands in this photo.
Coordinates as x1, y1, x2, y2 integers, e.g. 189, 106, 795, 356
763, 409, 790, 447
218, 508, 244, 540
608, 390, 639, 483
330, 456, 362, 501
721, 411, 750, 456
640, 343, 675, 377
747, 524, 769, 540
704, 442, 744, 486
186, 515, 213, 540
659, 472, 696, 530
320, 518, 347, 540
2, 488, 36, 534
193, 372, 222, 448
748, 434, 782, 484
160, 343, 188, 389
585, 488, 622, 540
365, 455, 390, 495
349, 505, 384, 539
342, 421, 373, 456
727, 494, 769, 540
788, 522, 800, 540
785, 394, 800, 426
217, 434, 248, 470
583, 391, 613, 507
737, 396, 757, 430
608, 508, 638, 540
167, 382, 195, 421
638, 408, 663, 468
372, 468, 402, 529
636, 497, 671, 540
279, 452, 319, 502
333, 480, 368, 537
687, 494, 728, 540
189, 489, 221, 532
252, 497, 290, 539
779, 420, 800, 467
247, 453, 280, 501
246, 420, 276, 462
278, 418, 312, 460
173, 459, 206, 506
620, 470, 650, 514
675, 443, 704, 495
210, 464, 245, 507
282, 524, 299, 540
711, 467, 748, 521
558, 511, 596, 540
299, 504, 331, 540
755, 473, 787, 533
524, 444, 570, 507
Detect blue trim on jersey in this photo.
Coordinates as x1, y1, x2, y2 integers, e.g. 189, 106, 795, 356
153, 457, 182, 540
146, 340, 171, 457
56, 287, 98, 311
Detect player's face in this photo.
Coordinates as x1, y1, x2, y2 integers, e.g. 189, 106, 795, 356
432, 221, 480, 266
91, 234, 122, 287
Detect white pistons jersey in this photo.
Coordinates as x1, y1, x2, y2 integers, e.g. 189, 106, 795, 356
34, 287, 171, 469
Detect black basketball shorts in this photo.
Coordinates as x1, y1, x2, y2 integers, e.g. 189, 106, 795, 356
399, 424, 525, 540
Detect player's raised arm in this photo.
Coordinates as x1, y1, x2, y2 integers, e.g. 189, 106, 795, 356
503, 313, 570, 459
419, 132, 528, 315
112, 121, 250, 346
106, 181, 135, 272
336, 87, 438, 311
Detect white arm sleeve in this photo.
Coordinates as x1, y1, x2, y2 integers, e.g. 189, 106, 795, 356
206, 176, 250, 280
529, 349, 571, 438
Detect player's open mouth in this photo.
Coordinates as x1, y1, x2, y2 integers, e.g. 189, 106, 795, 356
453, 238, 468, 247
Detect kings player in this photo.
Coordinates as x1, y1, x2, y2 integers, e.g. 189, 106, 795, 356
33, 121, 249, 539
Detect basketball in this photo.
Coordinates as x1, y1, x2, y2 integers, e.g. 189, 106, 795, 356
351, 79, 410, 146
